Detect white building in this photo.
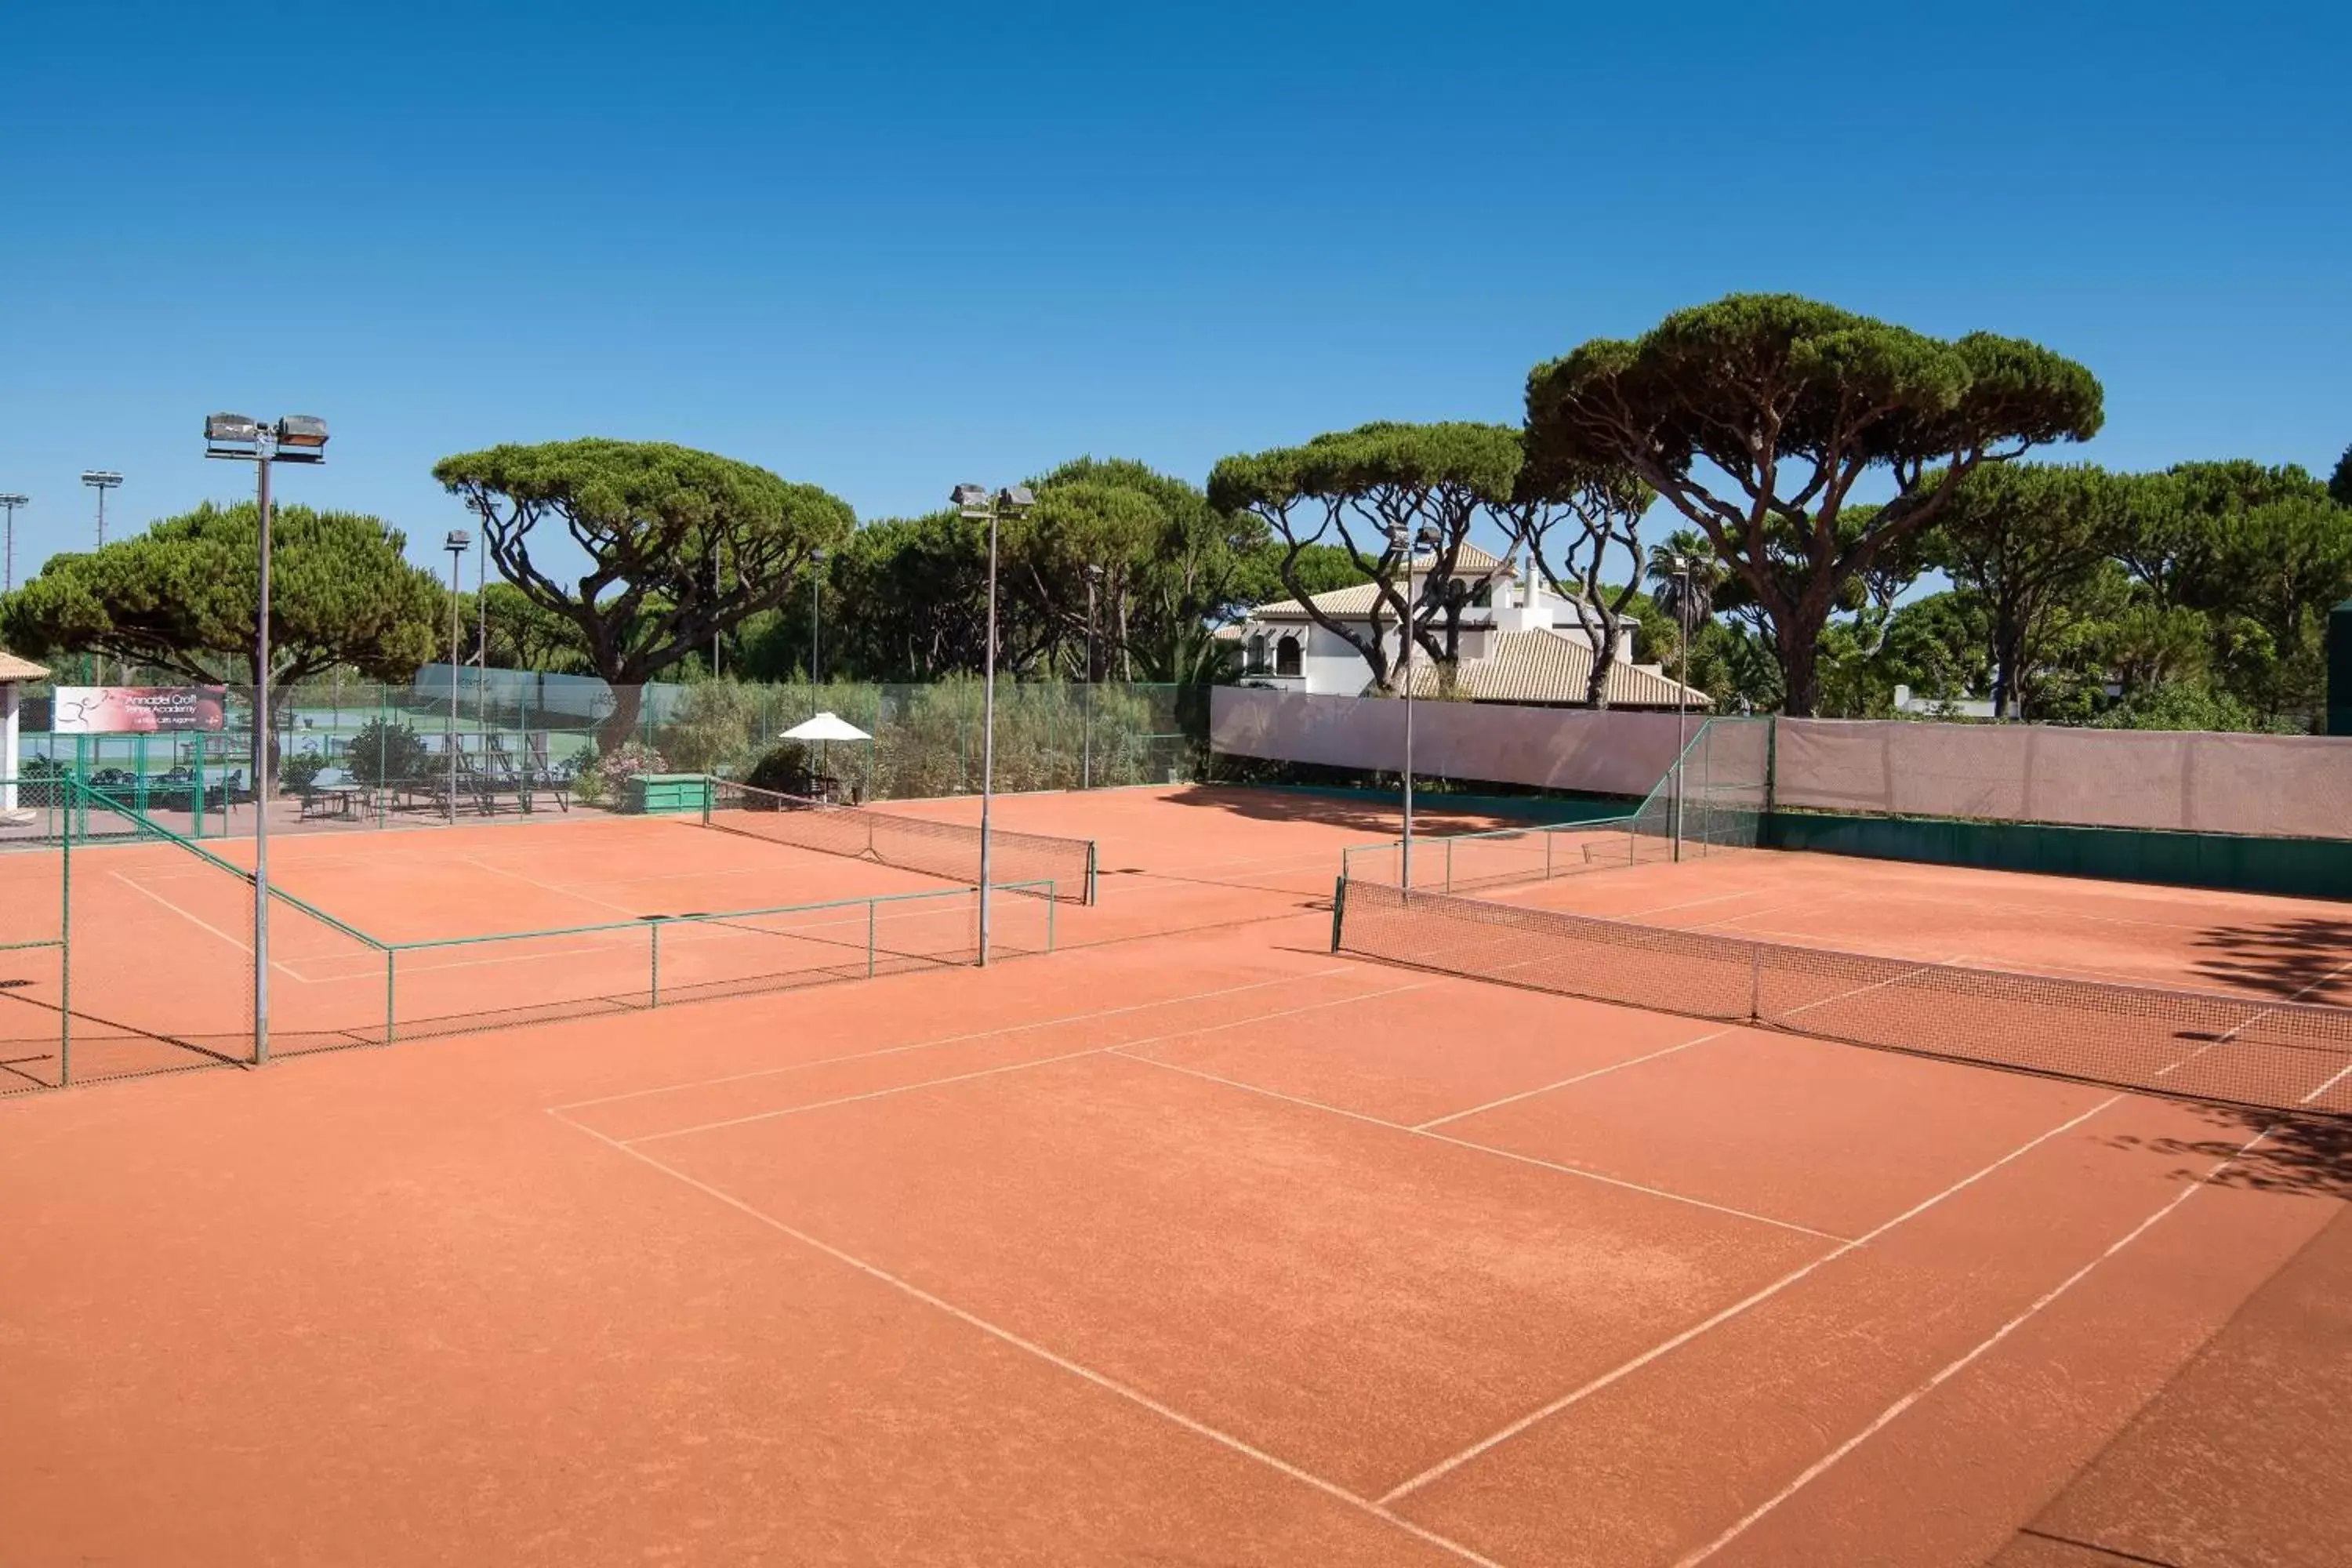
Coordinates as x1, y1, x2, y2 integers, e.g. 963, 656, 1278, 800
1229, 543, 1708, 710
1, 648, 47, 821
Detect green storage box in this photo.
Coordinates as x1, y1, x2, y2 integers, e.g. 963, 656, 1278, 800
626, 773, 710, 815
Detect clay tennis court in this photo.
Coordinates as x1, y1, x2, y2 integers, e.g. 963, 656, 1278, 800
2, 785, 2347, 1566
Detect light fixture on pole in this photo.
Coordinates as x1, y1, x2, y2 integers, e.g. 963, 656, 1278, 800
953, 482, 1034, 965
0, 492, 26, 594
79, 470, 122, 548
808, 548, 827, 715
443, 531, 470, 821
1390, 520, 1439, 888
203, 412, 329, 1068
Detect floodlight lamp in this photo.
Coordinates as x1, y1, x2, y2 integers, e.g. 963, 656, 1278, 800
273, 415, 329, 459
205, 414, 260, 445
0, 492, 27, 507
445, 530, 473, 553
951, 484, 991, 517
996, 485, 1035, 514
81, 470, 124, 486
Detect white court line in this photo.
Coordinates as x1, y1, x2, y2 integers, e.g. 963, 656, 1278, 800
2146, 952, 2352, 1094
1769, 952, 1973, 1025
1413, 1026, 1740, 1131
1672, 1123, 2276, 1566
1111, 1051, 1849, 1245
551, 966, 1358, 1113
463, 855, 648, 916
546, 1112, 1506, 1568
626, 981, 1432, 1145
2303, 1059, 2352, 1106
1376, 1094, 2125, 1506
107, 870, 314, 982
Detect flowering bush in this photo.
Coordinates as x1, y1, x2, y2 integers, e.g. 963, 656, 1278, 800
570, 739, 669, 807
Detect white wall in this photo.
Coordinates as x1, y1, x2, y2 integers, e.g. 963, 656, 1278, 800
1211, 687, 1690, 797
1, 682, 18, 810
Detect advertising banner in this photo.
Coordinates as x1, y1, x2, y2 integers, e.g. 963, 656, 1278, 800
50, 687, 230, 735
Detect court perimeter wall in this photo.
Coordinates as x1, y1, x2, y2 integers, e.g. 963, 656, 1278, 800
1215, 691, 2352, 847
1209, 688, 1690, 798
1774, 718, 2352, 840
1768, 811, 2352, 900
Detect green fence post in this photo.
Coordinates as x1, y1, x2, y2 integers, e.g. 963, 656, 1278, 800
58, 785, 73, 1087
384, 949, 397, 1044
1047, 884, 1056, 952
191, 734, 205, 840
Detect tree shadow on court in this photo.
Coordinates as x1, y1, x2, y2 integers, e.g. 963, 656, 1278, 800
2098, 1103, 2352, 1201
2190, 916, 2352, 1005
1161, 785, 1536, 838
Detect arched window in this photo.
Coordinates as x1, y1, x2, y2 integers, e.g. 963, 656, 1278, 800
1247, 632, 1269, 673
1275, 634, 1302, 677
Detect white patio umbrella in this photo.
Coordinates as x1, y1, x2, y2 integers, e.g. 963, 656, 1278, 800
779, 710, 871, 797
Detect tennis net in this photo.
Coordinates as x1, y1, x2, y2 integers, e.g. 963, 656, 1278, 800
705, 778, 1097, 903
1331, 879, 2352, 1118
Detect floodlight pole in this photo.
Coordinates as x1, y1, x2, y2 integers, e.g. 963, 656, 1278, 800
809, 550, 826, 716
444, 533, 469, 821
1082, 564, 1102, 790
253, 452, 274, 1060
957, 485, 1033, 966
81, 470, 122, 549
980, 506, 1000, 964
1671, 557, 1693, 863
1392, 524, 1421, 890
475, 532, 487, 739
202, 417, 325, 1066
0, 493, 25, 594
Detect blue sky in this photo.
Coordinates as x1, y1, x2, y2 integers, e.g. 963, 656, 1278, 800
2, 1, 2345, 587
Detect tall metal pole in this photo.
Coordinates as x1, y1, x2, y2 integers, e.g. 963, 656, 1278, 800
0, 494, 22, 594
978, 503, 1000, 966
1399, 539, 1417, 890
712, 539, 722, 677
809, 553, 823, 713
1082, 566, 1098, 791
1674, 561, 1691, 863
447, 550, 463, 820
252, 450, 274, 1065
475, 533, 487, 739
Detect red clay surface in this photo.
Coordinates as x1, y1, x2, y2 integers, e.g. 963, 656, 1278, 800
1494, 843, 2352, 1004
2, 784, 2347, 1566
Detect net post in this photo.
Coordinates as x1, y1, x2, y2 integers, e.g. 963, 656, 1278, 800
649, 920, 662, 1008
1545, 826, 1554, 882
1330, 875, 1347, 953
867, 898, 877, 978
384, 949, 397, 1044
1047, 880, 1057, 950
1085, 840, 1098, 906
701, 774, 713, 829
1444, 837, 1454, 894
1748, 939, 1762, 1022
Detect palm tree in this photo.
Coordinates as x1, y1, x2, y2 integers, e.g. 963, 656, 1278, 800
1646, 532, 1726, 635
